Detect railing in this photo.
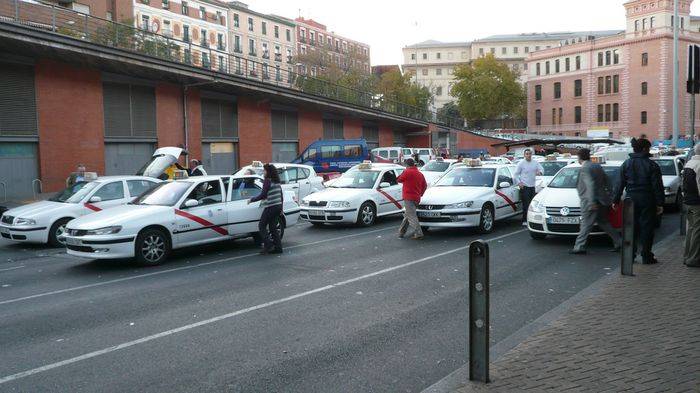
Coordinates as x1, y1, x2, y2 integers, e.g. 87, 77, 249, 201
0, 0, 467, 128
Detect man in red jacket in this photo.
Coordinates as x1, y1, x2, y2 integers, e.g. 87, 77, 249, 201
397, 158, 428, 239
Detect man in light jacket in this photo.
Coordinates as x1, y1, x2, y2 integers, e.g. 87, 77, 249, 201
682, 143, 700, 267
570, 148, 621, 254
514, 149, 543, 225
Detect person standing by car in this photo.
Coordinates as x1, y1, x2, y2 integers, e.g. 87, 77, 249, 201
614, 138, 665, 264
248, 164, 284, 254
189, 159, 207, 176
682, 143, 700, 267
514, 149, 544, 225
397, 158, 427, 240
570, 148, 621, 254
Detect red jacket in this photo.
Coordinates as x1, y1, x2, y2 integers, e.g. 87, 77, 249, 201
397, 166, 427, 203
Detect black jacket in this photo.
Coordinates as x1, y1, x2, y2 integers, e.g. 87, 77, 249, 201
683, 156, 700, 205
614, 152, 665, 206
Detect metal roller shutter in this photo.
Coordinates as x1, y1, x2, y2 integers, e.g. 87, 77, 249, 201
0, 62, 37, 136
0, 143, 38, 200
105, 143, 155, 176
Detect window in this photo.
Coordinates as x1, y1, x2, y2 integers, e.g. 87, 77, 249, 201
201, 98, 237, 138
513, 47, 519, 54
565, 57, 570, 72
643, 18, 647, 30
261, 21, 267, 35
200, 28, 207, 47
605, 76, 612, 94
575, 56, 581, 70
435, 86, 443, 96
199, 6, 205, 20
249, 38, 256, 55
320, 145, 342, 159
479, 48, 484, 56
554, 82, 561, 99
233, 35, 241, 52
535, 46, 540, 51
201, 52, 210, 69
598, 77, 604, 94
436, 68, 442, 75
502, 47, 507, 54
635, 20, 639, 32
162, 20, 172, 37
641, 81, 648, 95
605, 104, 611, 122
181, 1, 188, 15
598, 52, 603, 66
558, 108, 563, 125
229, 178, 261, 201
613, 75, 619, 93
598, 104, 604, 122
140, 15, 149, 31
233, 13, 239, 28
574, 79, 582, 97
184, 181, 223, 206
422, 53, 427, 60
524, 47, 529, 53
613, 50, 619, 64
162, 0, 169, 9
274, 25, 279, 38
490, 48, 495, 54
545, 61, 550, 74
103, 82, 156, 137
183, 25, 190, 42
286, 29, 291, 41
555, 59, 560, 73
552, 108, 557, 124
184, 48, 191, 64
271, 110, 299, 140
217, 33, 224, 50
641, 111, 648, 124
127, 180, 156, 197
411, 53, 416, 60
642, 52, 648, 66
575, 106, 582, 123
248, 17, 253, 32
606, 51, 612, 65
613, 103, 619, 122
536, 63, 541, 76
650, 16, 655, 29
322, 118, 343, 139
436, 52, 441, 59
93, 182, 125, 202
535, 109, 541, 125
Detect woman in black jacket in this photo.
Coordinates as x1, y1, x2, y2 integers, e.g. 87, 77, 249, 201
248, 164, 284, 254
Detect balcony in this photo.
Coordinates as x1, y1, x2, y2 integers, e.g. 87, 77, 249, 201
200, 40, 208, 48
262, 51, 270, 59
273, 53, 282, 62
217, 43, 225, 51
249, 51, 257, 57
287, 55, 293, 64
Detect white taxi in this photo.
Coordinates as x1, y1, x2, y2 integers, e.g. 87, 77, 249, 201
527, 158, 623, 239
63, 175, 300, 265
300, 162, 405, 226
652, 155, 685, 208
536, 154, 579, 193
234, 162, 325, 202
416, 159, 522, 233
420, 158, 459, 185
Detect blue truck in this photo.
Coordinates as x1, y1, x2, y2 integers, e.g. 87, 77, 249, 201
291, 139, 373, 174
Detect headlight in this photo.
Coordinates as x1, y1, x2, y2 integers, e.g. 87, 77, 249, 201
84, 226, 122, 236
445, 201, 474, 209
529, 200, 545, 213
15, 218, 36, 226
327, 201, 351, 208
300, 200, 310, 207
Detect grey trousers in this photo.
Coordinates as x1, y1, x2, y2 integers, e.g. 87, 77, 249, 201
684, 205, 700, 266
573, 206, 621, 251
399, 200, 423, 238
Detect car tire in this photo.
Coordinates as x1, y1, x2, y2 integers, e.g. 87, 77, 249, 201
135, 228, 170, 266
529, 231, 547, 240
478, 204, 495, 234
356, 202, 376, 227
48, 218, 71, 247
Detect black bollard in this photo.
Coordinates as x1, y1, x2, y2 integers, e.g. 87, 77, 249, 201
469, 240, 489, 383
621, 198, 635, 276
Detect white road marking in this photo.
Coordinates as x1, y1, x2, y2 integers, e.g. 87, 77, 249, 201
0, 226, 392, 306
0, 229, 525, 385
0, 265, 25, 272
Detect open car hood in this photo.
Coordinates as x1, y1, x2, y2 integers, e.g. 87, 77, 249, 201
136, 147, 184, 178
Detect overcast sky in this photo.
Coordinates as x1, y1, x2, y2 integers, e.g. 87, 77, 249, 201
246, 0, 700, 66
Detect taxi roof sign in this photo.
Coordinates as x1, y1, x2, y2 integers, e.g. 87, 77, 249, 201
357, 161, 372, 170
173, 169, 189, 179
545, 154, 557, 161
251, 161, 264, 167
462, 158, 482, 167
561, 153, 572, 158
84, 172, 98, 181
591, 156, 606, 164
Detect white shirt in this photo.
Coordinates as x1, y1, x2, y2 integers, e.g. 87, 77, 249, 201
514, 159, 544, 188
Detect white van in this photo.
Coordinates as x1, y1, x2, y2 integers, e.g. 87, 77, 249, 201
411, 148, 437, 166
371, 147, 413, 164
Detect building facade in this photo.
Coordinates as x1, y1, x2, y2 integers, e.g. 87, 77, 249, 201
294, 17, 370, 76
527, 0, 700, 140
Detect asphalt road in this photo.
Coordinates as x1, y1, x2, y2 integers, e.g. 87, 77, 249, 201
0, 212, 680, 392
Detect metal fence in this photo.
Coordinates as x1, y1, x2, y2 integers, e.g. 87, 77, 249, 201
0, 0, 469, 127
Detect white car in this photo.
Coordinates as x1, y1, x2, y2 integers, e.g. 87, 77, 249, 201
234, 162, 324, 202
63, 175, 300, 265
536, 156, 578, 193
527, 160, 623, 239
420, 158, 459, 185
482, 157, 511, 165
652, 155, 685, 208
300, 163, 405, 226
416, 161, 522, 233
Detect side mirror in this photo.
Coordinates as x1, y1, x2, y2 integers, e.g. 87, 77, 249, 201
499, 181, 512, 189
89, 196, 102, 203
379, 182, 391, 188
183, 199, 199, 208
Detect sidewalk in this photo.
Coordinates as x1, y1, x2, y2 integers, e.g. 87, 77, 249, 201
455, 234, 700, 392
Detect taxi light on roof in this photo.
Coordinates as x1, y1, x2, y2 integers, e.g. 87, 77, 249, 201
591, 156, 606, 164
545, 155, 557, 161
357, 162, 372, 170
362, 160, 372, 164
251, 161, 264, 167
173, 170, 189, 179
561, 153, 572, 158
84, 172, 98, 181
463, 158, 482, 167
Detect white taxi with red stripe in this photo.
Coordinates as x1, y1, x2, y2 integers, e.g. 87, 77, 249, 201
416, 160, 522, 233
299, 163, 405, 226
63, 175, 300, 265
0, 176, 160, 246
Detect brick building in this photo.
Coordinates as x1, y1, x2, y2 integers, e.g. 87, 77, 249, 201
527, 0, 700, 140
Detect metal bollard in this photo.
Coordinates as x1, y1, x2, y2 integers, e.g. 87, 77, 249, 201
469, 240, 489, 383
680, 204, 687, 236
621, 198, 634, 276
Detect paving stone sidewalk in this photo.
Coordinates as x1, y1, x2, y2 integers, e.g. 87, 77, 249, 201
457, 236, 700, 392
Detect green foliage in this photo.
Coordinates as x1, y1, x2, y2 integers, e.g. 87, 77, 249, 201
436, 101, 464, 128
451, 54, 525, 123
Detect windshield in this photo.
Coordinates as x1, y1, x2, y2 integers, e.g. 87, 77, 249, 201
49, 181, 100, 203
135, 154, 177, 178
549, 167, 580, 188
435, 168, 495, 187
422, 161, 451, 172
330, 170, 380, 189
654, 160, 677, 176
540, 161, 569, 177
132, 181, 193, 206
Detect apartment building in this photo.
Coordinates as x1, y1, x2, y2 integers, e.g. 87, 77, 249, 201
294, 17, 370, 76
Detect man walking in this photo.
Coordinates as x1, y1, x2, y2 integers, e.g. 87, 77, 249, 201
514, 149, 543, 225
570, 149, 621, 254
613, 138, 665, 264
682, 144, 700, 267
397, 158, 427, 240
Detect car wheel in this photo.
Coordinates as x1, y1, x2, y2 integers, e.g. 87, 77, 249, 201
530, 231, 547, 240
48, 218, 71, 247
356, 202, 376, 227
478, 204, 495, 234
275, 215, 285, 240
135, 228, 170, 266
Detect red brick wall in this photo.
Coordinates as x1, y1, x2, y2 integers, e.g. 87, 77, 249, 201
456, 131, 507, 155
298, 109, 323, 152
35, 59, 105, 192
378, 122, 393, 146
238, 97, 271, 164
344, 118, 363, 139
156, 82, 184, 150
185, 88, 202, 165
407, 133, 430, 147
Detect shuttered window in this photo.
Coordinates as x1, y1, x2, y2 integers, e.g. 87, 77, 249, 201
103, 82, 156, 137
201, 98, 238, 138
271, 110, 298, 140
0, 63, 37, 136
362, 122, 379, 149
393, 130, 406, 146
323, 118, 343, 139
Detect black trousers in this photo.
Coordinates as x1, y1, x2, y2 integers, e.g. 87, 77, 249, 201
259, 205, 283, 252
521, 186, 536, 222
629, 192, 657, 263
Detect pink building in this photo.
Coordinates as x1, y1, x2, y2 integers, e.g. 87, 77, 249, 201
527, 0, 700, 141
294, 17, 370, 75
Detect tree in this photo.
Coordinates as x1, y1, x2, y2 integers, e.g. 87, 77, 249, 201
376, 69, 433, 119
450, 54, 525, 124
436, 101, 464, 128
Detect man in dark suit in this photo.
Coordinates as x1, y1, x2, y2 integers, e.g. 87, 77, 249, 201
570, 148, 621, 254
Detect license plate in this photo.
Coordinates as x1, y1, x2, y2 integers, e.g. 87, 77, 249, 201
65, 237, 82, 246
418, 211, 440, 218
0, 227, 9, 235
547, 216, 579, 224
308, 209, 324, 216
